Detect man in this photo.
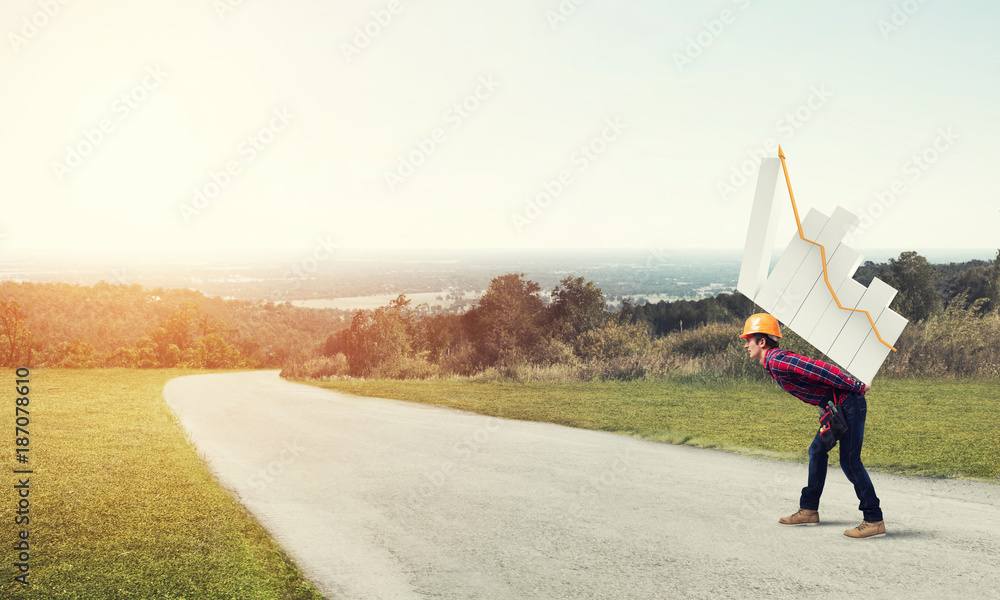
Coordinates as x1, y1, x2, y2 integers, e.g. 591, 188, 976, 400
740, 313, 886, 539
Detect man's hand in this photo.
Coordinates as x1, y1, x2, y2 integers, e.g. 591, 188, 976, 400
863, 382, 872, 393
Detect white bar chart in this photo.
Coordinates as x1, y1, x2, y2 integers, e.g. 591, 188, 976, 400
736, 156, 908, 383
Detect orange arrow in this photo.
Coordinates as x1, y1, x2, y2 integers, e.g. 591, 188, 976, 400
777, 145, 896, 352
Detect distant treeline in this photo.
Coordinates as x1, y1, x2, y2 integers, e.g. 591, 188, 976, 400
2, 250, 998, 378
0, 281, 350, 368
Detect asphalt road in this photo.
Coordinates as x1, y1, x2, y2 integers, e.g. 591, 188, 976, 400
163, 371, 1000, 600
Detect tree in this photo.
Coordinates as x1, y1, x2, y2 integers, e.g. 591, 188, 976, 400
0, 300, 33, 367
47, 341, 97, 368
989, 250, 1000, 313
617, 298, 637, 324
344, 295, 413, 377
193, 333, 243, 368
132, 337, 160, 368
418, 313, 460, 363
949, 249, 1000, 314
852, 261, 880, 287
878, 251, 941, 322
943, 263, 993, 312
626, 295, 733, 336
161, 304, 198, 351
462, 273, 548, 369
966, 249, 1000, 314
549, 276, 606, 343
105, 346, 139, 367
322, 329, 350, 356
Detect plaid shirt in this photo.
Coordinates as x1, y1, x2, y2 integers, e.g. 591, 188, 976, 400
763, 348, 865, 406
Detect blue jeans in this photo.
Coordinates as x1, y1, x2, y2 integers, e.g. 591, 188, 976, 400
800, 393, 883, 522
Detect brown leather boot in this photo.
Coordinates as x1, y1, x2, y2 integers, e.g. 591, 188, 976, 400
778, 508, 819, 526
844, 520, 886, 539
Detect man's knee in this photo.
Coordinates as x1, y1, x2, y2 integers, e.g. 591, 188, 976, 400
840, 452, 865, 477
808, 438, 827, 460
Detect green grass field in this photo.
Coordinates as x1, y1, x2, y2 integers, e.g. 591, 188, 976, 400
309, 376, 1000, 481
1, 369, 323, 600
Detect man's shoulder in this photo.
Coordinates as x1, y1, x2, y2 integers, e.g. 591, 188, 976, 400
768, 349, 829, 370
764, 348, 794, 374
767, 348, 799, 363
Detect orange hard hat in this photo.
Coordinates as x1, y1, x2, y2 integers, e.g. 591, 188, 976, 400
740, 313, 782, 339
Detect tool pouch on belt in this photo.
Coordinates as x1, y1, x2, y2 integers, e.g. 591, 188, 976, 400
818, 397, 849, 451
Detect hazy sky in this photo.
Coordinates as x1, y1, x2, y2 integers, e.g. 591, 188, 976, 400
1, 0, 998, 258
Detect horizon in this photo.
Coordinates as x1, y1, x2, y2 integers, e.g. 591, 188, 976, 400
2, 246, 995, 262
1, 246, 994, 302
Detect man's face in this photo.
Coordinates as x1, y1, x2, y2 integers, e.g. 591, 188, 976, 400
744, 335, 768, 366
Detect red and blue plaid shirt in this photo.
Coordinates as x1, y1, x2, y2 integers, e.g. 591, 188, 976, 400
763, 348, 865, 406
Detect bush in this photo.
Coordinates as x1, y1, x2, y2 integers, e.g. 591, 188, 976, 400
438, 343, 478, 377
532, 337, 579, 367
662, 321, 739, 358
711, 340, 772, 383
472, 361, 533, 383
372, 354, 440, 380
575, 321, 653, 360
45, 341, 99, 368
898, 297, 1000, 377
578, 355, 665, 381
304, 354, 351, 379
